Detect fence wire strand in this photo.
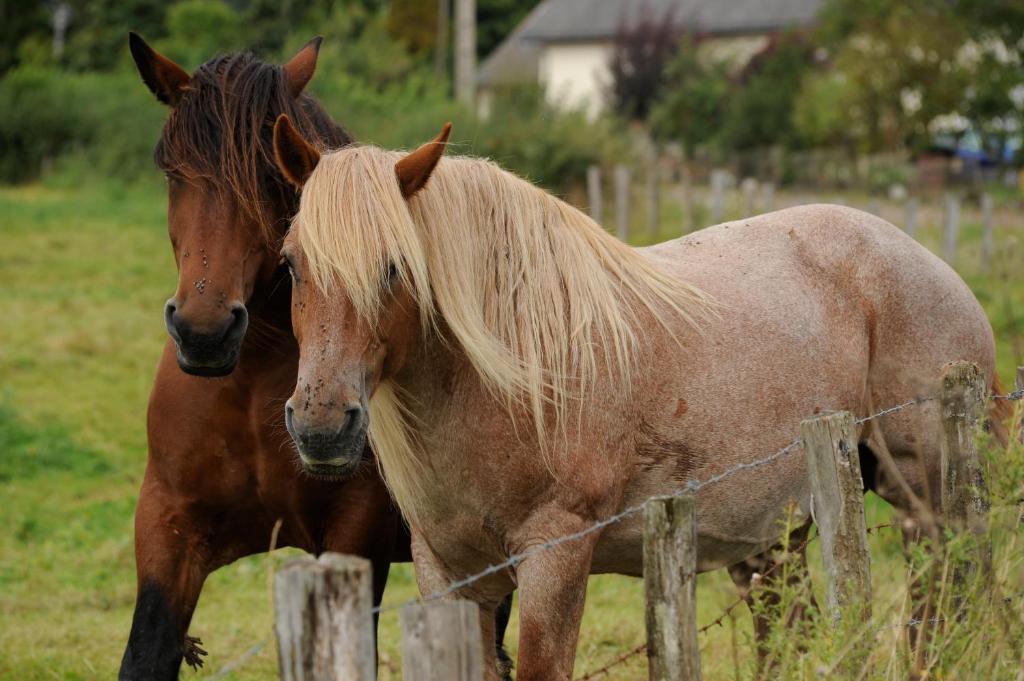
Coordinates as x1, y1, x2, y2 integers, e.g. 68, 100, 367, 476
208, 389, 1022, 676
374, 396, 944, 615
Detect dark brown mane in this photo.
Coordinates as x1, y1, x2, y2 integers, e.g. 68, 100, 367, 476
154, 51, 350, 239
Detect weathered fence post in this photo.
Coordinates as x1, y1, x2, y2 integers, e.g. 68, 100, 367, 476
400, 600, 483, 681
709, 169, 726, 225
980, 193, 994, 272
741, 177, 758, 217
1017, 366, 1024, 392
762, 182, 775, 213
587, 165, 602, 225
939, 361, 991, 584
646, 158, 660, 239
615, 165, 631, 242
274, 553, 375, 681
679, 163, 694, 235
943, 194, 960, 265
904, 197, 918, 239
644, 494, 701, 681
801, 411, 872, 622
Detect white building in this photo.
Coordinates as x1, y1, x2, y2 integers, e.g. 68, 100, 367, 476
478, 0, 824, 118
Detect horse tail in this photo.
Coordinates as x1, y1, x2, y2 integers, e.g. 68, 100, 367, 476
989, 374, 1016, 447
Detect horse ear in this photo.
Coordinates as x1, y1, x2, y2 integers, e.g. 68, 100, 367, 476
395, 122, 452, 199
273, 114, 321, 188
128, 32, 189, 106
282, 36, 323, 98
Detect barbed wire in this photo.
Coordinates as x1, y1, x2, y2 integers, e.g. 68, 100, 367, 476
374, 396, 946, 615
208, 636, 271, 680
573, 522, 899, 679
208, 388, 1022, 676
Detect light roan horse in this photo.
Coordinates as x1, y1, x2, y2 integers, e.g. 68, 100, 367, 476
120, 36, 512, 681
272, 117, 1005, 681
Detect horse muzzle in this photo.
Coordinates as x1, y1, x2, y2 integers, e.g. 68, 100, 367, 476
165, 298, 248, 377
285, 401, 367, 479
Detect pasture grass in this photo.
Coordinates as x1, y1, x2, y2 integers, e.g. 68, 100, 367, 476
0, 181, 1021, 679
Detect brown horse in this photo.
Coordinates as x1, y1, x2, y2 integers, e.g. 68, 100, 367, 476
118, 37, 522, 681
272, 120, 1002, 681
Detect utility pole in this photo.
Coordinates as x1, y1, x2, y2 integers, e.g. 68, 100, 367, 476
455, 0, 476, 107
52, 3, 72, 60
434, 0, 450, 81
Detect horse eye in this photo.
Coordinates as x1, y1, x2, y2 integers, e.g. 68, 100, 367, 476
386, 261, 398, 286
280, 255, 297, 280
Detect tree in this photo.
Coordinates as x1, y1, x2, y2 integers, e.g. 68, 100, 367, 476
0, 1, 50, 74
63, 0, 169, 70
477, 0, 536, 58
717, 35, 812, 151
648, 37, 729, 150
795, 0, 1023, 155
608, 4, 680, 122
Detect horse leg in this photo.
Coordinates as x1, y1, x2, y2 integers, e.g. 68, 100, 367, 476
494, 594, 515, 679
410, 531, 510, 681
860, 431, 941, 671
513, 537, 597, 681
119, 479, 212, 681
727, 521, 816, 671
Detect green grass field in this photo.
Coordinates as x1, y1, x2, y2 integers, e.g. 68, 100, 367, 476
1, 181, 1021, 679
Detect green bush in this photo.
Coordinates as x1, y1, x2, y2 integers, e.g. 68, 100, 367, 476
0, 2, 626, 193
0, 65, 164, 183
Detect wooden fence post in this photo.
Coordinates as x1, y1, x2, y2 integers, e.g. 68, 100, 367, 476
1017, 366, 1024, 392
980, 193, 993, 272
615, 165, 631, 242
679, 163, 694, 235
709, 169, 726, 225
762, 182, 775, 213
943, 194, 960, 265
904, 197, 918, 239
644, 494, 701, 681
274, 553, 375, 681
801, 411, 872, 622
400, 600, 483, 681
646, 158, 660, 239
587, 165, 602, 225
939, 361, 991, 582
741, 177, 758, 217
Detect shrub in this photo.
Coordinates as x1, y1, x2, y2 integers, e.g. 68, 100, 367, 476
0, 65, 165, 184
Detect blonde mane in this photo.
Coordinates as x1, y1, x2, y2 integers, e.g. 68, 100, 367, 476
293, 145, 711, 524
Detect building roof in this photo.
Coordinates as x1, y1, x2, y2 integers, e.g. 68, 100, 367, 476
479, 0, 823, 86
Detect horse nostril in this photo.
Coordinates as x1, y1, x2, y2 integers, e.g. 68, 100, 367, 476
224, 303, 248, 342
339, 405, 364, 437
285, 402, 296, 437
164, 299, 183, 342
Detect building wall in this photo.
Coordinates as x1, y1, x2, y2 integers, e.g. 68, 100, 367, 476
535, 34, 771, 117
537, 41, 614, 118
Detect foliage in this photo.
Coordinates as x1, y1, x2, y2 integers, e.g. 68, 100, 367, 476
0, 65, 164, 183
797, 0, 1024, 156
649, 35, 812, 154
471, 87, 630, 193
0, 0, 49, 73
608, 4, 680, 122
62, 0, 170, 71
161, 0, 245, 67
716, 36, 812, 151
477, 0, 537, 59
648, 38, 730, 152
0, 1, 626, 193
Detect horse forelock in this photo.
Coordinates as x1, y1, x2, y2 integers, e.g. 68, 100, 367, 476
155, 51, 350, 241
294, 145, 714, 525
